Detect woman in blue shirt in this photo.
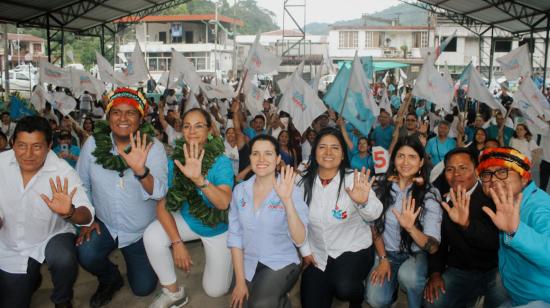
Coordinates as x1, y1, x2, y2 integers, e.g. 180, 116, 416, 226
228, 134, 308, 308
350, 137, 374, 172
366, 136, 442, 308
144, 108, 234, 307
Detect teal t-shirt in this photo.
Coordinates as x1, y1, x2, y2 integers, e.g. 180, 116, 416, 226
426, 137, 456, 165
350, 153, 374, 173
168, 155, 235, 237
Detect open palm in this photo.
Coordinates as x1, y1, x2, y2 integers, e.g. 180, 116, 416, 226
441, 186, 471, 228
40, 176, 76, 216
175, 142, 204, 183
345, 167, 375, 205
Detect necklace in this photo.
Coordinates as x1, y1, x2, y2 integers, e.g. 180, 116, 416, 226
91, 120, 155, 177
165, 136, 226, 226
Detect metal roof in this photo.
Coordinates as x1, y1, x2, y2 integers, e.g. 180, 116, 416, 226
405, 0, 550, 35
0, 0, 193, 36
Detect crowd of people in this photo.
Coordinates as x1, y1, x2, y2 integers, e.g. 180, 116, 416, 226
0, 74, 549, 308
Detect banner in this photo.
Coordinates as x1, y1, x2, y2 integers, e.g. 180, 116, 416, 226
496, 43, 531, 80
277, 61, 304, 93
53, 92, 77, 116
372, 146, 390, 174
512, 78, 550, 134
243, 82, 266, 116
279, 73, 327, 134
199, 82, 234, 100
71, 68, 106, 96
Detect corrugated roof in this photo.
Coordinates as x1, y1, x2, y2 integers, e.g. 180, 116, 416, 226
5, 33, 45, 42
116, 14, 244, 27
0, 0, 194, 34
413, 0, 550, 34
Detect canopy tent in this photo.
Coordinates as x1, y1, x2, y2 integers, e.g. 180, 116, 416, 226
337, 60, 409, 71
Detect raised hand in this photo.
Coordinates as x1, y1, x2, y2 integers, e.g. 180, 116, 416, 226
117, 132, 153, 175
40, 176, 76, 216
345, 167, 375, 205
274, 165, 297, 203
441, 186, 471, 229
392, 195, 421, 232
482, 181, 522, 234
174, 142, 205, 184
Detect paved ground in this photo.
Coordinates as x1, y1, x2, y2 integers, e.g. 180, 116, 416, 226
31, 240, 408, 308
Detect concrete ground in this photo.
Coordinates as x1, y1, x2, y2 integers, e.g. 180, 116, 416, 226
31, 240, 408, 308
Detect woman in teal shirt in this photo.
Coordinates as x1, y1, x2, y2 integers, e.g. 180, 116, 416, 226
350, 137, 374, 172
144, 108, 234, 307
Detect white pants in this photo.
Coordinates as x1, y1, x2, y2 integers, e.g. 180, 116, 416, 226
143, 213, 233, 297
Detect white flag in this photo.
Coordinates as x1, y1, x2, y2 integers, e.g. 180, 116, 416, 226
379, 90, 392, 116
441, 63, 454, 86
399, 68, 408, 80
30, 85, 47, 111
279, 73, 327, 134
96, 52, 127, 86
53, 92, 77, 116
244, 34, 281, 74
157, 71, 169, 87
185, 90, 200, 112
496, 44, 531, 80
277, 61, 305, 93
413, 53, 454, 112
169, 50, 201, 92
39, 59, 72, 88
322, 47, 335, 74
120, 43, 149, 86
243, 82, 266, 116
465, 63, 506, 113
199, 82, 234, 100
349, 51, 379, 116
512, 78, 550, 134
71, 68, 106, 96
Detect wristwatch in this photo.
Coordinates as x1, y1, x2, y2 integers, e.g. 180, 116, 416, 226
134, 166, 150, 180
61, 204, 76, 220
197, 179, 209, 189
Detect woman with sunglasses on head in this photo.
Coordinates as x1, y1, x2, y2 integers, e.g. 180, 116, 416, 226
144, 108, 235, 308
366, 136, 443, 308
228, 135, 308, 308
298, 127, 383, 308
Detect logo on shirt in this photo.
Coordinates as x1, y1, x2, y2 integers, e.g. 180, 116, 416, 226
331, 204, 348, 220
267, 199, 285, 211
239, 198, 247, 208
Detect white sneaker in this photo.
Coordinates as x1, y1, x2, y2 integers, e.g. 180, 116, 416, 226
149, 286, 188, 308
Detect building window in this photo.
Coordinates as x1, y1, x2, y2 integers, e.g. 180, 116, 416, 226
495, 40, 512, 52
33, 43, 42, 53
412, 32, 428, 48
440, 36, 457, 52
339, 31, 358, 49
365, 31, 385, 48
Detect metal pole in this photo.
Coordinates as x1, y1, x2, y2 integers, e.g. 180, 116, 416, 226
47, 18, 51, 63
100, 25, 105, 56
3, 23, 10, 101
60, 29, 64, 67
231, 0, 238, 80
544, 15, 549, 90
489, 27, 494, 84
530, 30, 534, 68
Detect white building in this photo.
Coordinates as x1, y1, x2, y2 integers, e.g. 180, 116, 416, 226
118, 14, 243, 78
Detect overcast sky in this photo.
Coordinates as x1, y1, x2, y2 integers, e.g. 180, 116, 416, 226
254, 0, 401, 27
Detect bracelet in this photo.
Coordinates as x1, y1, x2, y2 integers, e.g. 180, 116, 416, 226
61, 204, 76, 220
170, 238, 183, 248
134, 166, 150, 180
197, 179, 209, 189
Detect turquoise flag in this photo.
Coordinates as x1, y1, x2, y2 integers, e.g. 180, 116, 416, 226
323, 66, 376, 137
9, 96, 36, 120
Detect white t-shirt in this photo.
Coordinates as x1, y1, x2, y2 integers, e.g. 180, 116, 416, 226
165, 125, 182, 147
79, 94, 93, 111
510, 137, 540, 162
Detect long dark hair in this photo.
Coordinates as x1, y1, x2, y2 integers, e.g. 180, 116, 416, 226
298, 127, 351, 205
373, 136, 438, 253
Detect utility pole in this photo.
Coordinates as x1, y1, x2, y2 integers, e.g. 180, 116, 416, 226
231, 0, 238, 80
3, 24, 10, 101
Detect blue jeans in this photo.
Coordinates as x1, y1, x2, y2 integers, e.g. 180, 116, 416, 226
77, 220, 157, 296
0, 233, 77, 307
366, 251, 427, 308
425, 267, 509, 308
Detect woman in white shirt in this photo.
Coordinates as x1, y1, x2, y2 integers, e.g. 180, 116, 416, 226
298, 127, 383, 308
366, 136, 442, 308
509, 123, 540, 163
224, 127, 239, 175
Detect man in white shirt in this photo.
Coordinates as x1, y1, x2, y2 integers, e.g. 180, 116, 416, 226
0, 116, 94, 308
79, 91, 94, 118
